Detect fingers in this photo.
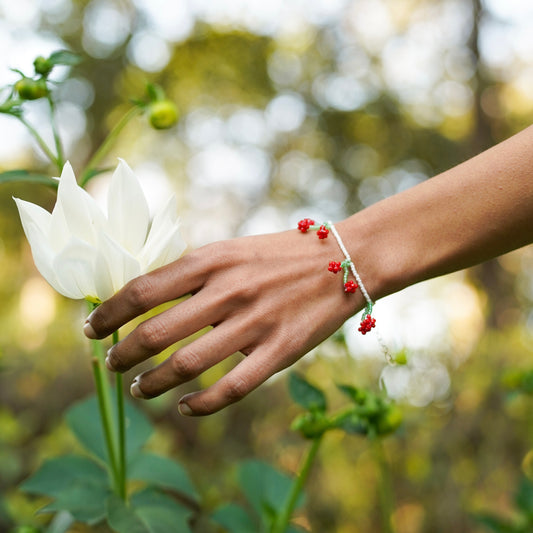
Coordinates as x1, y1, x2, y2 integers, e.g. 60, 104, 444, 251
176, 345, 289, 416
104, 286, 236, 373
129, 317, 256, 399
84, 252, 208, 339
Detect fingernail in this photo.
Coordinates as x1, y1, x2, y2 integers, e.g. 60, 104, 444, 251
105, 349, 115, 372
130, 377, 149, 399
83, 319, 97, 339
178, 401, 193, 416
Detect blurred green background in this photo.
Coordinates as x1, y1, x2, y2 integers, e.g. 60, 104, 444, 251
1, 0, 533, 531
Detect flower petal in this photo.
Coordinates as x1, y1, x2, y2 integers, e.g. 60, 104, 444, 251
98, 232, 141, 296
53, 161, 106, 246
107, 159, 150, 255
52, 238, 98, 300
138, 196, 186, 271
14, 197, 69, 296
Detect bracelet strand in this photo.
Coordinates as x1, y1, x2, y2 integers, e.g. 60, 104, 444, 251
328, 221, 373, 307
328, 221, 394, 365
298, 218, 395, 365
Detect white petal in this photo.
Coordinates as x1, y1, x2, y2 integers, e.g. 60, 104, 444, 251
139, 196, 186, 271
52, 238, 98, 300
14, 198, 69, 296
54, 161, 106, 246
98, 232, 141, 295
107, 159, 150, 255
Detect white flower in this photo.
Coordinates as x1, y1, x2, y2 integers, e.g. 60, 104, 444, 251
14, 160, 186, 303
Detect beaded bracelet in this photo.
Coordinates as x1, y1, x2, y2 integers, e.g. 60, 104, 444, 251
298, 218, 394, 364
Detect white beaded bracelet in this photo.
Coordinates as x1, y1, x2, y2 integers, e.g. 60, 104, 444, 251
297, 218, 394, 364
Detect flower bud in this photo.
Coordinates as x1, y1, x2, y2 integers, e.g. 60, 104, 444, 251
33, 55, 53, 76
15, 78, 48, 100
148, 100, 179, 129
376, 405, 403, 436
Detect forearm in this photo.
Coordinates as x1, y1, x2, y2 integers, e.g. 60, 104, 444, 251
338, 125, 533, 300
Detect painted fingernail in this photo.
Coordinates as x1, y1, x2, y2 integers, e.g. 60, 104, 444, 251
178, 401, 193, 416
130, 377, 149, 399
83, 319, 97, 339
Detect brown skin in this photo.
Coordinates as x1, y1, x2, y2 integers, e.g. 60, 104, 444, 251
84, 125, 533, 416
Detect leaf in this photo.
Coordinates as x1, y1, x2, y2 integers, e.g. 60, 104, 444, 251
107, 489, 193, 533
0, 170, 58, 188
48, 50, 82, 67
40, 481, 111, 524
288, 373, 327, 413
45, 511, 76, 533
515, 477, 533, 517
211, 503, 257, 533
128, 452, 199, 502
238, 460, 303, 523
65, 395, 153, 464
131, 488, 193, 533
336, 384, 366, 405
471, 513, 521, 533
20, 455, 108, 497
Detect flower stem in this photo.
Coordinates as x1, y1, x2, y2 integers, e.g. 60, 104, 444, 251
113, 330, 127, 501
47, 95, 64, 170
16, 115, 59, 169
373, 438, 395, 533
80, 105, 143, 187
272, 436, 322, 533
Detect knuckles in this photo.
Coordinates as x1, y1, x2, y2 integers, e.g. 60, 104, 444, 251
170, 349, 202, 381
135, 319, 169, 354
123, 275, 156, 314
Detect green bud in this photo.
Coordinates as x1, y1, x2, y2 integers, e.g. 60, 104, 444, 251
15, 78, 48, 100
291, 412, 330, 439
148, 100, 179, 129
376, 405, 403, 436
33, 56, 53, 76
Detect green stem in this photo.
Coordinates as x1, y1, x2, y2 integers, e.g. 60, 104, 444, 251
91, 356, 120, 494
16, 115, 59, 168
80, 105, 143, 187
113, 330, 127, 501
87, 302, 121, 497
47, 95, 64, 170
373, 438, 395, 533
272, 436, 322, 533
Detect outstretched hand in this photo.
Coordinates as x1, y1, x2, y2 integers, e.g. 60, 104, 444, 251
83, 229, 364, 416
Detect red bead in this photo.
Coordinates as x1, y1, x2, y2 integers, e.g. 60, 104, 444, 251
317, 225, 329, 239
328, 261, 342, 273
297, 218, 315, 232
358, 314, 376, 334
344, 280, 358, 293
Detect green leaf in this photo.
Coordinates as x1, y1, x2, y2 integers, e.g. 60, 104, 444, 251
65, 395, 153, 464
238, 460, 303, 523
336, 384, 366, 405
515, 477, 533, 516
40, 481, 111, 524
131, 488, 192, 533
471, 513, 522, 533
107, 489, 193, 533
288, 373, 327, 413
106, 495, 149, 533
128, 452, 199, 502
334, 412, 367, 436
20, 455, 108, 497
0, 170, 58, 188
48, 50, 82, 67
45, 512, 75, 533
211, 503, 257, 533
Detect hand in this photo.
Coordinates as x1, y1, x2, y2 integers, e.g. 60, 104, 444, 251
83, 229, 364, 415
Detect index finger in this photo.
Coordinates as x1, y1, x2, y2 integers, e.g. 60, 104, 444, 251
84, 252, 205, 339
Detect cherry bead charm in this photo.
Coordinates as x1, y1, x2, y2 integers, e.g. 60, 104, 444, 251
358, 314, 376, 335
316, 225, 329, 239
344, 280, 358, 293
328, 261, 342, 273
297, 218, 315, 232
